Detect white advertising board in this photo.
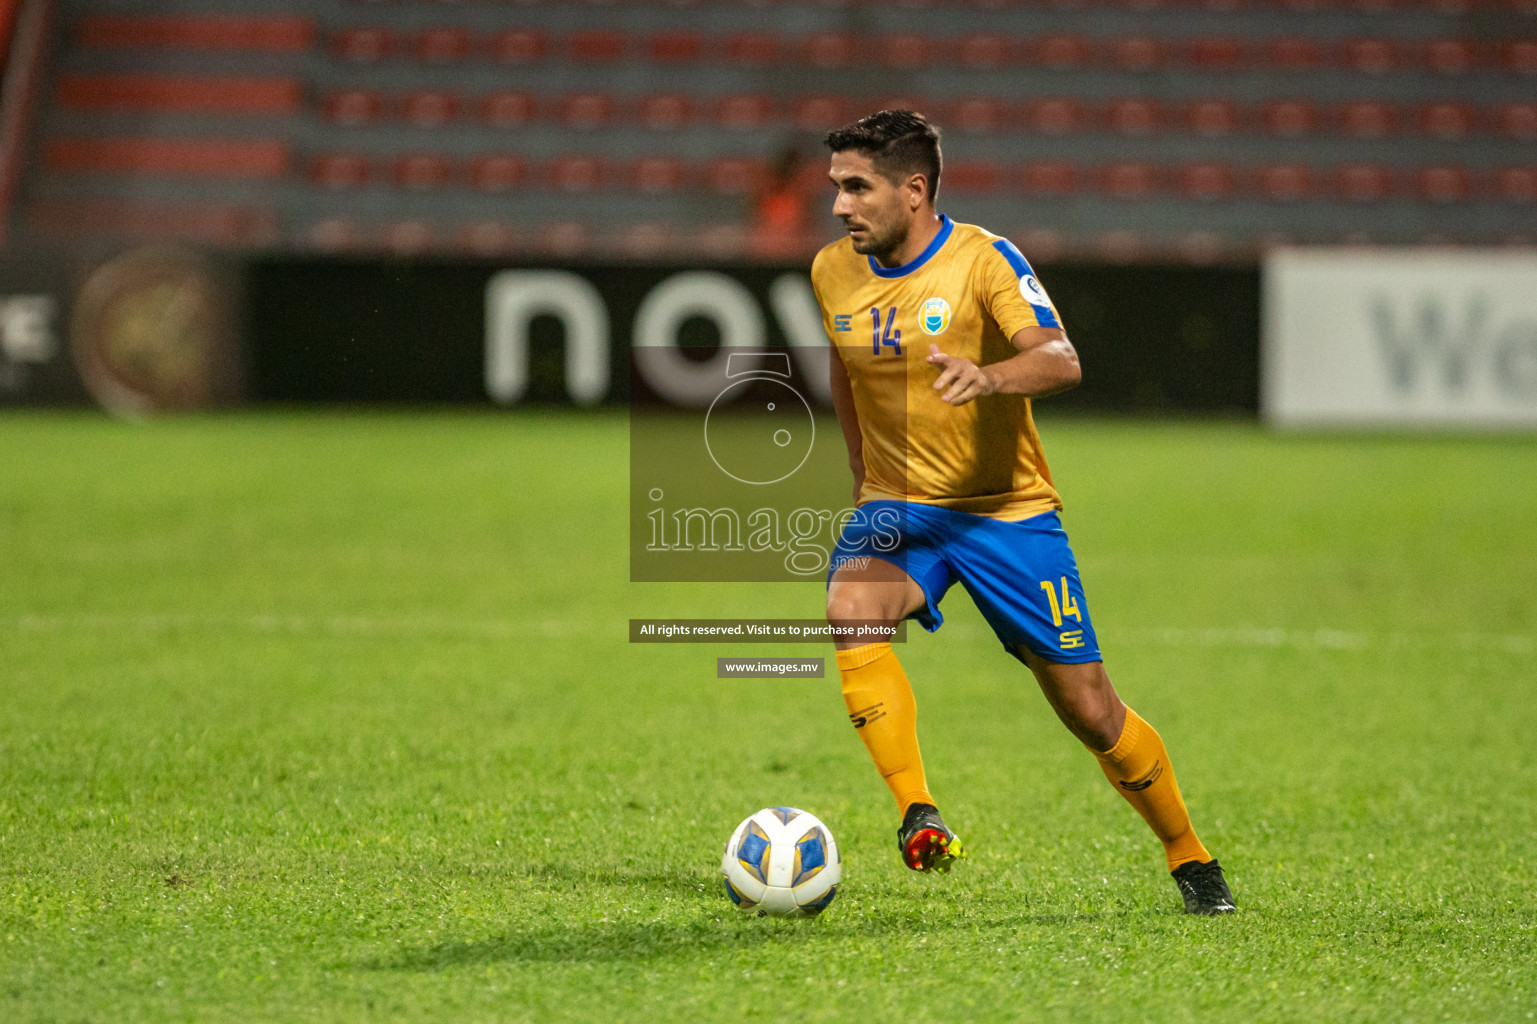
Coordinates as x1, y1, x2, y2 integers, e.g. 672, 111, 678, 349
1263, 249, 1537, 428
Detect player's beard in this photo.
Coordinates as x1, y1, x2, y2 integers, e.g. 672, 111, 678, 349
847, 214, 907, 260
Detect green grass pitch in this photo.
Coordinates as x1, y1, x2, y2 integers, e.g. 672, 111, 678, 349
2, 411, 1535, 1023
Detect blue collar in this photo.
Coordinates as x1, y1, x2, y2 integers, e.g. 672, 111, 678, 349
867, 215, 953, 278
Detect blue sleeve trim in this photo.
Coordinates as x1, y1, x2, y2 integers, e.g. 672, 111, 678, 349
990, 238, 1060, 328
867, 215, 954, 279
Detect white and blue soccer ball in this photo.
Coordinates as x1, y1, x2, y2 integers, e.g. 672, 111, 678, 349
721, 807, 841, 918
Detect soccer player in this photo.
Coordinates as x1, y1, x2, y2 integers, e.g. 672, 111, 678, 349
812, 110, 1235, 915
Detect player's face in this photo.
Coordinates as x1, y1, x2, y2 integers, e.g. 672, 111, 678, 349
828, 151, 912, 258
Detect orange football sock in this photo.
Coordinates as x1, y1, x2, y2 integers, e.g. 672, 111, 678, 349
1091, 707, 1212, 871
836, 642, 935, 816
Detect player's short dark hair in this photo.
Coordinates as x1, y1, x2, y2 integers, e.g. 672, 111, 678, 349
824, 109, 943, 204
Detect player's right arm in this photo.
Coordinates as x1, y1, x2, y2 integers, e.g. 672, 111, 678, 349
829, 352, 865, 504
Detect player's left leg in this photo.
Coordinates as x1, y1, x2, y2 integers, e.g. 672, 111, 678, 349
1020, 652, 1235, 914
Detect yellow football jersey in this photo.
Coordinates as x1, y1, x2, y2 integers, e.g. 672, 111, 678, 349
811, 215, 1065, 521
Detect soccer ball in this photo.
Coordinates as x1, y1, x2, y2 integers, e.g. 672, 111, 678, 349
721, 807, 841, 918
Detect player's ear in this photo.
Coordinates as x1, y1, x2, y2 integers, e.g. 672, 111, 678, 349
906, 173, 927, 211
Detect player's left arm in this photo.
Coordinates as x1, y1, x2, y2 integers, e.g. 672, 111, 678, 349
927, 327, 1081, 406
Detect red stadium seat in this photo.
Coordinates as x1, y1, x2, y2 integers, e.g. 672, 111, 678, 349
1109, 36, 1163, 72
1494, 167, 1537, 202
547, 156, 608, 192
629, 157, 688, 193
1257, 164, 1317, 201
486, 29, 546, 64
57, 74, 301, 115
568, 31, 626, 62
1107, 98, 1162, 135
1184, 99, 1241, 136
333, 26, 395, 62
306, 218, 361, 252
468, 154, 528, 192
1422, 38, 1479, 74
1341, 38, 1400, 74
480, 92, 537, 128
951, 97, 1004, 134
803, 33, 855, 68
615, 223, 676, 260
703, 157, 765, 194
1264, 37, 1324, 71
1185, 37, 1247, 71
1500, 40, 1537, 75
1177, 162, 1239, 200
1263, 99, 1321, 137
47, 137, 289, 178
875, 95, 931, 119
322, 90, 383, 126
460, 222, 518, 257
1101, 162, 1161, 198
1415, 166, 1473, 203
958, 34, 1011, 69
1334, 163, 1397, 201
1023, 98, 1089, 134
637, 94, 693, 130
558, 93, 616, 130
399, 91, 459, 128
382, 220, 435, 255
722, 33, 779, 65
1416, 101, 1475, 139
541, 222, 593, 259
76, 14, 313, 52
309, 153, 370, 189
1495, 102, 1537, 140
793, 95, 849, 132
412, 27, 468, 63
392, 153, 453, 190
715, 94, 775, 131
1019, 161, 1080, 196
1033, 35, 1092, 69
29, 198, 278, 246
943, 161, 1004, 193
880, 34, 931, 68
649, 31, 701, 62
1337, 100, 1399, 138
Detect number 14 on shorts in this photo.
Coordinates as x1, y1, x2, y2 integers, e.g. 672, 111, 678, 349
1039, 577, 1087, 649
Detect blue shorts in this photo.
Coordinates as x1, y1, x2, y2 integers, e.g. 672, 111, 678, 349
827, 501, 1102, 665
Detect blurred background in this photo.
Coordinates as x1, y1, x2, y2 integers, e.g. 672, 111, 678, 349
0, 0, 1532, 419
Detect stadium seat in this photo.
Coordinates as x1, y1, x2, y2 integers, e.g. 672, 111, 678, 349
486, 29, 547, 64
879, 34, 931, 68
75, 14, 314, 52
1093, 230, 1147, 263
649, 31, 701, 62
480, 92, 537, 128
1422, 38, 1480, 74
1494, 167, 1536, 202
943, 161, 1004, 193
332, 27, 395, 62
1262, 99, 1320, 137
56, 75, 301, 115
1495, 102, 1537, 140
392, 154, 453, 190
28, 198, 278, 246
541, 221, 592, 259
382, 220, 436, 255
1023, 98, 1088, 134
1109, 36, 1163, 72
803, 33, 855, 68
1334, 164, 1397, 201
1337, 100, 1399, 138
309, 153, 371, 189
1012, 228, 1068, 264
715, 94, 775, 131
722, 33, 780, 66
1177, 162, 1239, 200
1341, 38, 1400, 74
1032, 35, 1092, 70
951, 97, 1004, 134
793, 95, 849, 132
322, 90, 383, 126
304, 218, 361, 252
558, 93, 616, 130
958, 34, 1011, 69
1416, 101, 1475, 139
703, 157, 765, 194
1185, 37, 1247, 71
1101, 162, 1160, 199
468, 154, 528, 192
1499, 40, 1537, 75
568, 31, 626, 62
547, 156, 608, 192
615, 223, 675, 260
1107, 98, 1161, 136
1414, 166, 1472, 203
1019, 162, 1080, 196
1256, 164, 1316, 201
47, 137, 290, 178
875, 95, 932, 119
629, 157, 688, 193
412, 27, 469, 63
637, 94, 693, 130
1184, 99, 1242, 136
400, 91, 460, 128
460, 221, 518, 257
1264, 37, 1324, 70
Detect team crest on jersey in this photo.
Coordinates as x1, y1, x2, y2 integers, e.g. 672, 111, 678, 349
920, 297, 952, 335
1019, 274, 1052, 307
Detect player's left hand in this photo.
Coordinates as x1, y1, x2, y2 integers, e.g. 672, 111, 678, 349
927, 343, 996, 406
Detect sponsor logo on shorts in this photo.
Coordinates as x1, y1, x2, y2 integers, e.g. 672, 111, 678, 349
1059, 629, 1086, 649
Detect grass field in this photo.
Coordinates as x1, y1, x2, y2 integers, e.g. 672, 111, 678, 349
2, 411, 1535, 1023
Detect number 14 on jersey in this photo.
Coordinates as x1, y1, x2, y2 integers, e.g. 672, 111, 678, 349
871, 307, 902, 356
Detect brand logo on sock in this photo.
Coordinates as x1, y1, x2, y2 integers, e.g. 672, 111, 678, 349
848, 703, 886, 729
1118, 759, 1163, 792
